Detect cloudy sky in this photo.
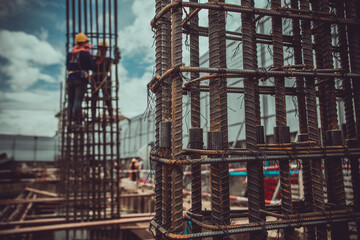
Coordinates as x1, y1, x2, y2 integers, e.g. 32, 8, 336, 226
0, 0, 158, 136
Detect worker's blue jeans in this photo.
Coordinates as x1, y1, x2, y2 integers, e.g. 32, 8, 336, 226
67, 78, 87, 124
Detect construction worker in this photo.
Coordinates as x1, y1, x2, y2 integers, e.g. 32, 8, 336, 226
129, 158, 139, 182
91, 41, 120, 123
66, 33, 95, 128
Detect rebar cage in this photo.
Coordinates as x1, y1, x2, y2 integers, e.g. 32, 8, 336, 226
149, 0, 360, 239
60, 0, 121, 239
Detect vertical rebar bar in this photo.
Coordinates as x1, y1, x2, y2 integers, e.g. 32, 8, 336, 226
189, 0, 201, 234
290, 0, 307, 135
290, 2, 314, 237
251, 0, 265, 219
218, 0, 231, 231
345, 1, 360, 237
271, 0, 294, 238
317, 1, 349, 238
299, 1, 327, 239
161, 2, 172, 235
154, 0, 166, 238
171, 0, 183, 234
241, 0, 266, 239
208, 2, 230, 238
335, 1, 355, 140
189, 128, 202, 234
346, 1, 360, 142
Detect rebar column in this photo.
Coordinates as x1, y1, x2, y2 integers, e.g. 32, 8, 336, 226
219, 0, 231, 229
160, 0, 173, 236
345, 1, 360, 236
159, 121, 171, 238
345, 0, 360, 141
335, 0, 355, 140
317, 0, 350, 238
208, 1, 230, 238
271, 0, 294, 238
171, 0, 183, 234
189, 0, 202, 234
190, 0, 200, 130
154, 0, 165, 238
335, 1, 358, 236
251, 0, 265, 217
189, 128, 203, 233
161, 10, 172, 232
290, 0, 307, 135
293, 1, 315, 239
241, 0, 266, 239
63, 1, 121, 236
300, 1, 327, 239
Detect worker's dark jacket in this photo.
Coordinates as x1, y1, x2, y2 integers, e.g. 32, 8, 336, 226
93, 56, 112, 81
67, 51, 95, 82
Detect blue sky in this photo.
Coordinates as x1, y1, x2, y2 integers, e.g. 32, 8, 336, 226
0, 0, 156, 136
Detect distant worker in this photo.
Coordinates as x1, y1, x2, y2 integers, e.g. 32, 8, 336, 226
66, 33, 95, 128
129, 158, 139, 182
91, 41, 120, 123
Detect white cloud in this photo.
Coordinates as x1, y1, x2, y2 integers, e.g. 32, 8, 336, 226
114, 0, 156, 118
37, 27, 49, 41
0, 89, 60, 136
117, 62, 154, 118
0, 30, 64, 90
118, 0, 155, 63
0, 30, 63, 136
0, 109, 58, 136
0, 30, 63, 65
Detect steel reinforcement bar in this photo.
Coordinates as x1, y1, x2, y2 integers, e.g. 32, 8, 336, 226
150, 0, 360, 239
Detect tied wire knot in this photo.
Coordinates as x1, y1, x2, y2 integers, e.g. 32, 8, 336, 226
172, 63, 183, 77
219, 68, 227, 76
257, 67, 269, 82
171, 0, 182, 14
213, 220, 231, 238
256, 148, 266, 162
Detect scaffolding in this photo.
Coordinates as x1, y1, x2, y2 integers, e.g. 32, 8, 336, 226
148, 0, 360, 239
60, 0, 121, 239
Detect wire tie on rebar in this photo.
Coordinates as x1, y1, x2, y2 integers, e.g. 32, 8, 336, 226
295, 212, 302, 228
214, 221, 230, 237
164, 220, 173, 236
149, 217, 157, 238
171, 0, 182, 14
313, 68, 318, 79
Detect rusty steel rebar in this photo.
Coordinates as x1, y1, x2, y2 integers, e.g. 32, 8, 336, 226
316, 0, 349, 238
150, 0, 360, 239
207, 2, 230, 239
151, 1, 360, 29
345, 0, 360, 235
271, 0, 295, 238
189, 0, 202, 235
291, 0, 307, 135
170, 0, 184, 234
155, 0, 165, 238
335, 0, 355, 140
291, 3, 315, 237
300, 1, 328, 239
241, 0, 266, 239
62, 1, 121, 238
